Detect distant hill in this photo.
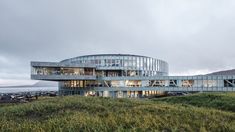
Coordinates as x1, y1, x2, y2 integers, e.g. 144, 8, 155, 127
207, 69, 235, 75
33, 81, 58, 87
0, 81, 58, 88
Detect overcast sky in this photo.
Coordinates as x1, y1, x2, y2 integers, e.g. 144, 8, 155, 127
0, 0, 235, 86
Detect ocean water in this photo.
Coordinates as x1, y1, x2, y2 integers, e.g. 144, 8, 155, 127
0, 87, 58, 93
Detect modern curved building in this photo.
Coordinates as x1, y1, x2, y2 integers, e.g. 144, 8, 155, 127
61, 54, 169, 76
31, 54, 235, 97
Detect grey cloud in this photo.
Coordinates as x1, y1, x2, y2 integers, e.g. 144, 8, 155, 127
0, 0, 235, 81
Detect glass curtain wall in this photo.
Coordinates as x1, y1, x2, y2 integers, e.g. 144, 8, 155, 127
59, 54, 169, 77
32, 67, 94, 76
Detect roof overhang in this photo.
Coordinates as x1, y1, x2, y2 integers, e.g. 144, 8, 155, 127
31, 61, 96, 68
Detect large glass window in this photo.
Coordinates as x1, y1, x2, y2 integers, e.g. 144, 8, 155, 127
110, 81, 125, 87
132, 57, 136, 69
115, 59, 118, 67
127, 70, 137, 76
147, 58, 150, 70
143, 58, 147, 70
63, 80, 84, 88
182, 80, 194, 87
169, 80, 177, 87
136, 57, 140, 69
224, 79, 235, 87
125, 80, 142, 87
149, 80, 166, 87
149, 58, 153, 71
127, 56, 131, 69
124, 56, 128, 67
153, 59, 156, 72
140, 57, 143, 69
32, 67, 94, 76
111, 59, 115, 67
106, 70, 121, 77
158, 60, 161, 71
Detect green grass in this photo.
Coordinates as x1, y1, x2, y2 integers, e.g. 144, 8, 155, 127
152, 92, 235, 112
0, 93, 235, 131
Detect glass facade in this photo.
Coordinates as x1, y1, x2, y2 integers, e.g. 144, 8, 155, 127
31, 54, 235, 98
32, 67, 94, 76
61, 54, 169, 76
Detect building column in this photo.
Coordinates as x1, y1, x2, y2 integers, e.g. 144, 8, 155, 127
123, 91, 127, 98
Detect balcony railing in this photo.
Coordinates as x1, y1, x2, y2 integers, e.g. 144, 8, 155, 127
31, 74, 96, 81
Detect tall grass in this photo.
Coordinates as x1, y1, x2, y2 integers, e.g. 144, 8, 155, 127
152, 92, 235, 112
0, 94, 234, 131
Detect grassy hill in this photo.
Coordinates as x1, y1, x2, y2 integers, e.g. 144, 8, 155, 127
0, 93, 235, 131
152, 92, 235, 112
